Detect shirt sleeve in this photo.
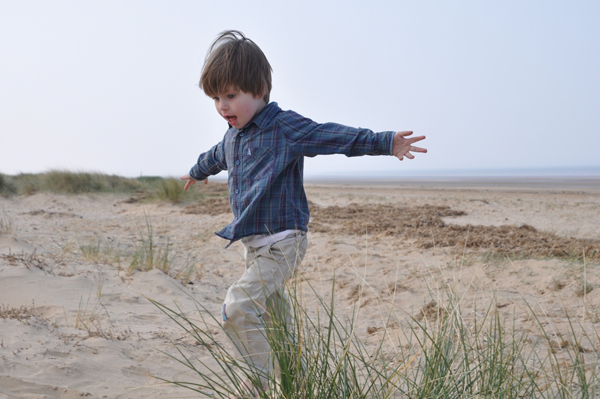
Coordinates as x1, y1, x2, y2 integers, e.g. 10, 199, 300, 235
278, 112, 395, 158
189, 141, 228, 181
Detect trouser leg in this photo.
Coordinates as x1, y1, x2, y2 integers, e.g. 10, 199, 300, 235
222, 233, 307, 383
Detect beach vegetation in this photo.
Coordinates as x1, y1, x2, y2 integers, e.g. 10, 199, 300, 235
156, 178, 186, 203
0, 209, 15, 235
73, 291, 120, 340
128, 215, 171, 274
0, 173, 18, 195
42, 170, 134, 193
1, 170, 139, 195
0, 173, 8, 195
0, 303, 36, 323
17, 173, 39, 195
153, 273, 600, 398
172, 253, 203, 285
309, 202, 600, 263
0, 170, 218, 204
75, 221, 201, 284
75, 294, 103, 331
79, 239, 122, 266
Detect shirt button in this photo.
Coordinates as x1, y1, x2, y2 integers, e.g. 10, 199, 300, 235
240, 133, 244, 137
235, 189, 239, 194
235, 160, 240, 165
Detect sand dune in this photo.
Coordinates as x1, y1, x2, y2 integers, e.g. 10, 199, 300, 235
1, 181, 599, 397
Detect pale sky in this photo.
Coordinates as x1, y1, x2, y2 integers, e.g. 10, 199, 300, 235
1, 1, 599, 178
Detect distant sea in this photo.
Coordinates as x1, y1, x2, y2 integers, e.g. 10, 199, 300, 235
301, 166, 600, 189
209, 166, 600, 189
304, 166, 600, 179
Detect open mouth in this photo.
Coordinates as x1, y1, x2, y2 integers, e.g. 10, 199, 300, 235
225, 116, 238, 126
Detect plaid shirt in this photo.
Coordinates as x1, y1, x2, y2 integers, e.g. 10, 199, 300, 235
189, 102, 395, 244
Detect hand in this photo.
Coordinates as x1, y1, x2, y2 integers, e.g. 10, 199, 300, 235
392, 131, 427, 161
180, 174, 208, 190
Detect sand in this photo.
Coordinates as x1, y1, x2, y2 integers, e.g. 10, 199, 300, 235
1, 179, 600, 398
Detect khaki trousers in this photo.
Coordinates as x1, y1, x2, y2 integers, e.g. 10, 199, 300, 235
222, 232, 308, 382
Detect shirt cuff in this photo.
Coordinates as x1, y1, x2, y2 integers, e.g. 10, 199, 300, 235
189, 165, 207, 181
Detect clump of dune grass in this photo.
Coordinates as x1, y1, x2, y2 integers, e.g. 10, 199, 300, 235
133, 175, 207, 203
2, 170, 141, 195
152, 272, 600, 398
0, 209, 16, 234
0, 173, 17, 195
13, 173, 39, 195
41, 170, 141, 194
2, 171, 217, 206
152, 278, 409, 399
0, 173, 9, 195
156, 178, 185, 203
128, 215, 171, 274
79, 239, 122, 266
75, 294, 104, 331
72, 286, 123, 339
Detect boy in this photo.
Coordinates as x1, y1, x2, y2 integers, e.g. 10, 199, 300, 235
180, 30, 426, 396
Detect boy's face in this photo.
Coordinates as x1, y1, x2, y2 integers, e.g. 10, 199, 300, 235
213, 87, 266, 130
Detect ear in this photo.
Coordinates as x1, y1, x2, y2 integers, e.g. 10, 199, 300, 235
260, 82, 268, 103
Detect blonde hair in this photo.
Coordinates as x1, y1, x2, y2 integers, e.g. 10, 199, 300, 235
200, 30, 272, 103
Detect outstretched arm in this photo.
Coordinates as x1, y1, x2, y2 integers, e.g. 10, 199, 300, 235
392, 131, 427, 161
183, 141, 227, 190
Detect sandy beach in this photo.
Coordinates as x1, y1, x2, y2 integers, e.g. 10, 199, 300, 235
1, 178, 600, 398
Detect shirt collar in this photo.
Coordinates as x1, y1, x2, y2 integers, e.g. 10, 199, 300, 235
246, 102, 281, 130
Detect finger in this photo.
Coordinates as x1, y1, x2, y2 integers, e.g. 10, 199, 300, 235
180, 174, 189, 181
406, 135, 426, 144
409, 146, 428, 153
184, 179, 196, 191
396, 131, 413, 137
405, 152, 415, 159
204, 178, 208, 185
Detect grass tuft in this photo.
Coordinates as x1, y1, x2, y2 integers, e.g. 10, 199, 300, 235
152, 275, 600, 398
0, 209, 16, 234
0, 173, 7, 194
2, 170, 140, 195
79, 239, 122, 266
1, 171, 218, 206
42, 170, 140, 194
128, 214, 171, 274
156, 178, 185, 203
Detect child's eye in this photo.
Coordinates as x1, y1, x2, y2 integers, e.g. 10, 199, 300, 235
212, 96, 220, 101
227, 94, 236, 99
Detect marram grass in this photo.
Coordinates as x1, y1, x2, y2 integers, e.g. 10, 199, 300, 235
128, 214, 171, 274
0, 170, 206, 203
151, 275, 600, 399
